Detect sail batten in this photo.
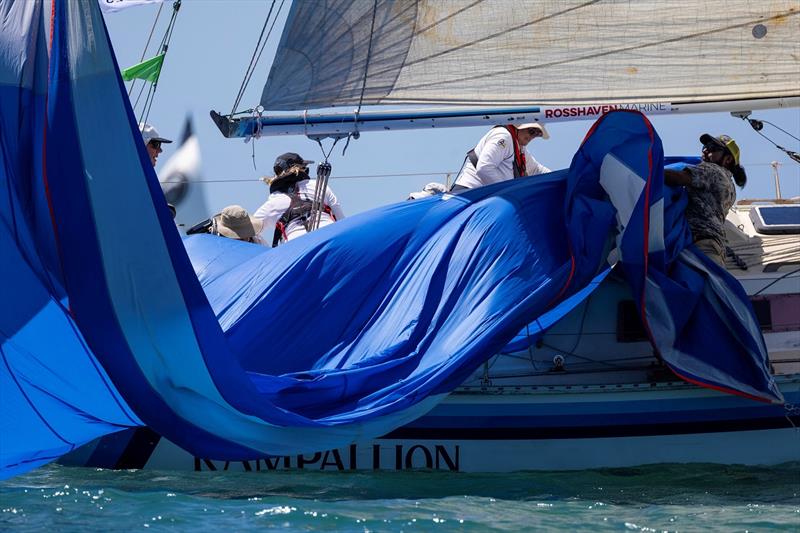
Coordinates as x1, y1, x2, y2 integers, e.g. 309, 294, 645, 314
260, 0, 800, 111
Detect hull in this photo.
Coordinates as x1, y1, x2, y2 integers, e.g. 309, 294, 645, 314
59, 202, 800, 473
62, 377, 800, 473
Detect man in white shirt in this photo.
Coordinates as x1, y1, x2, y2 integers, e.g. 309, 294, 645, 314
452, 123, 551, 191
253, 153, 345, 246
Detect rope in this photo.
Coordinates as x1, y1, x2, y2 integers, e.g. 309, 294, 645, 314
784, 402, 800, 431
356, 0, 379, 114
752, 266, 800, 296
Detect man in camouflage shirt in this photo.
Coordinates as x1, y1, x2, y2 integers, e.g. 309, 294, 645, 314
664, 134, 747, 266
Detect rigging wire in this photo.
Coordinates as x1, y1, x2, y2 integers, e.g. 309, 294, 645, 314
758, 119, 800, 142
155, 157, 793, 185
230, 0, 282, 116
141, 1, 182, 125
158, 170, 461, 184
737, 115, 800, 164
128, 1, 181, 125
128, 2, 164, 98
340, 0, 380, 156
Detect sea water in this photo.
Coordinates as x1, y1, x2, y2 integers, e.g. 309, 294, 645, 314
1, 463, 798, 531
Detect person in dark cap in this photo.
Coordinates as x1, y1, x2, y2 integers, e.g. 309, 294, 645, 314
664, 134, 747, 266
253, 152, 345, 246
138, 122, 173, 167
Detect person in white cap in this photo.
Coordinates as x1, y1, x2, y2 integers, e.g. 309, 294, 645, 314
451, 123, 550, 192
138, 122, 173, 167
210, 205, 265, 244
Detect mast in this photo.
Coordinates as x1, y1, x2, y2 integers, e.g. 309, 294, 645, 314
770, 161, 782, 199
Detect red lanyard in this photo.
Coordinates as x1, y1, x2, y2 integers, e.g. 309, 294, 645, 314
505, 125, 526, 176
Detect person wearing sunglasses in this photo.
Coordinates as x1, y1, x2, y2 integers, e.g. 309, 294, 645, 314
253, 152, 345, 247
664, 134, 747, 266
138, 122, 173, 167
451, 122, 551, 192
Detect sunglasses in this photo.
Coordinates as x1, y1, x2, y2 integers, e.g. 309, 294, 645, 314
525, 128, 543, 137
702, 144, 723, 153
148, 140, 162, 149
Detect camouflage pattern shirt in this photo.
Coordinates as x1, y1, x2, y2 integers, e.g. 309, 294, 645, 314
685, 161, 735, 249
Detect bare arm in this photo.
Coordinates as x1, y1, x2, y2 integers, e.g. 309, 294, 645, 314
664, 168, 692, 187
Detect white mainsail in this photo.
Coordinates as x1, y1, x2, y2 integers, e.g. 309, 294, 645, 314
260, 0, 799, 110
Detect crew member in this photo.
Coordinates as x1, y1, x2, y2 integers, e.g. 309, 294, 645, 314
664, 134, 747, 266
451, 122, 551, 192
211, 205, 265, 244
254, 152, 345, 246
138, 122, 172, 167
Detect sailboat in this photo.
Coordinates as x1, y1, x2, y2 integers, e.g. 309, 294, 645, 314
2, 0, 799, 478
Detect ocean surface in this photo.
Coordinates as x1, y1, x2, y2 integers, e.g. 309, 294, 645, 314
1, 463, 798, 531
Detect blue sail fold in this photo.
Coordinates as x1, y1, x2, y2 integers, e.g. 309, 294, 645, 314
0, 0, 781, 480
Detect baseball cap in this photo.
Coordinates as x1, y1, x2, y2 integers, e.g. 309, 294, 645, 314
515, 122, 550, 139
700, 133, 740, 166
273, 152, 314, 176
139, 123, 173, 145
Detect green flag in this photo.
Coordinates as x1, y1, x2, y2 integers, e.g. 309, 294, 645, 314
121, 53, 165, 83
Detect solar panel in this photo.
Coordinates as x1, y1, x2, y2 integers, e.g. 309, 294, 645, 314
749, 205, 800, 235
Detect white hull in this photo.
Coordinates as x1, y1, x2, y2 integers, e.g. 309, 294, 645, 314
60, 202, 800, 473
63, 377, 800, 473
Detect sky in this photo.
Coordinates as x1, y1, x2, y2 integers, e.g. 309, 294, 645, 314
103, 1, 800, 225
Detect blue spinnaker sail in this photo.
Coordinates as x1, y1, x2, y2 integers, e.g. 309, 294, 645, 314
0, 0, 781, 479
0, 0, 140, 479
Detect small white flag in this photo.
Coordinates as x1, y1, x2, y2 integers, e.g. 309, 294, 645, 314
99, 0, 171, 14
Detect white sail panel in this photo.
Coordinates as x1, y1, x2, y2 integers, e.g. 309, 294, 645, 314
260, 0, 800, 110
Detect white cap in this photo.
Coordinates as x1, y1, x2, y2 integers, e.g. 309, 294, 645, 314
515, 122, 550, 140
139, 122, 173, 144
407, 182, 448, 200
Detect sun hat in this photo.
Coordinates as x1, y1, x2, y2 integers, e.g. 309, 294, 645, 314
515, 122, 550, 139
212, 205, 264, 241
139, 122, 173, 145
